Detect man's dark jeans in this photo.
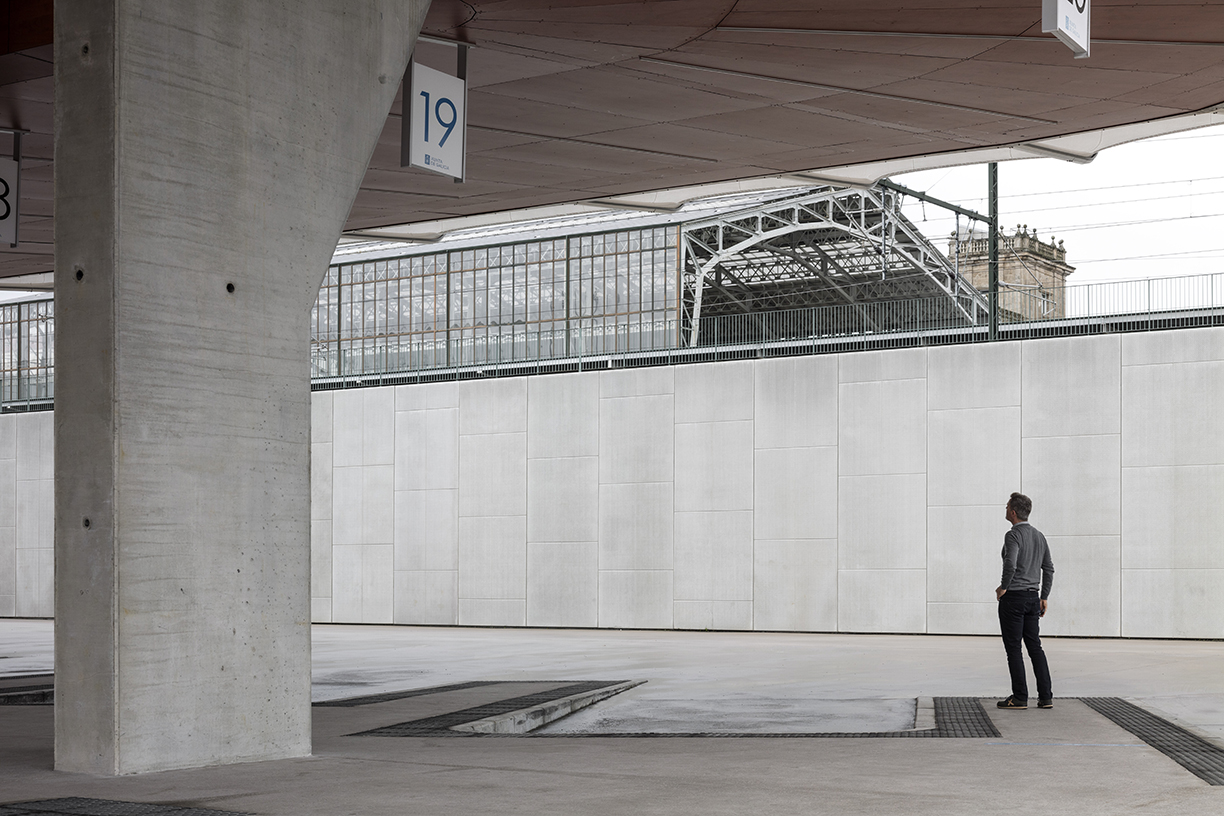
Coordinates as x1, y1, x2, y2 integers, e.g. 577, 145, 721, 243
998, 589, 1052, 702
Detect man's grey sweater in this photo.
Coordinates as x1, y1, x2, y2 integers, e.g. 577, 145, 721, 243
1001, 521, 1055, 599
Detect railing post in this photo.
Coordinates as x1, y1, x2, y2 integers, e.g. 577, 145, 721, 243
988, 162, 999, 341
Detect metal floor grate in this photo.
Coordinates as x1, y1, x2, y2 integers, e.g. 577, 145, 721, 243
1080, 697, 1224, 786
0, 799, 245, 816
351, 681, 627, 736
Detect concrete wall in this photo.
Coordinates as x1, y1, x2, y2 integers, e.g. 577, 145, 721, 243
7, 327, 1224, 637
309, 327, 1224, 639
0, 411, 53, 618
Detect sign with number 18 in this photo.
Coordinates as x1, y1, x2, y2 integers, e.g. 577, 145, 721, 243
408, 62, 467, 180
0, 158, 18, 246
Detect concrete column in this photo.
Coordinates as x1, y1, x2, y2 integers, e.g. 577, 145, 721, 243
53, 0, 429, 775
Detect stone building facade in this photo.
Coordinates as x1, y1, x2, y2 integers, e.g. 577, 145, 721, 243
950, 226, 1075, 320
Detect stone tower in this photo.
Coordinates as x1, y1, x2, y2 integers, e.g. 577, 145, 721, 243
949, 226, 1075, 320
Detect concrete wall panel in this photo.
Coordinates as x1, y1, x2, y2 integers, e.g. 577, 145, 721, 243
1041, 536, 1120, 637
839, 347, 926, 383
394, 408, 458, 490
839, 569, 926, 633
458, 433, 526, 518
394, 570, 457, 625
927, 505, 1005, 605
1121, 465, 1224, 569
1022, 435, 1121, 536
674, 510, 753, 601
362, 388, 395, 467
1122, 569, 1224, 639
1022, 335, 1120, 437
675, 361, 753, 423
598, 482, 673, 571
460, 378, 527, 436
527, 457, 598, 543
528, 372, 599, 459
839, 378, 926, 476
927, 602, 996, 635
1122, 361, 1224, 468
753, 539, 837, 632
459, 599, 526, 627
458, 516, 527, 601
598, 570, 672, 629
753, 447, 837, 541
394, 489, 458, 572
927, 407, 1020, 507
754, 356, 838, 449
674, 420, 753, 512
600, 366, 674, 399
599, 394, 674, 484
838, 474, 927, 570
526, 541, 598, 627
1122, 325, 1224, 367
927, 341, 1020, 410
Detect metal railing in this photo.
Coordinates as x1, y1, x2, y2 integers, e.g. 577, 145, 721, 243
4, 271, 1223, 409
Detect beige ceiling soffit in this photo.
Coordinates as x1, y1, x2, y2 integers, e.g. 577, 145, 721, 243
584, 199, 686, 213
342, 230, 444, 243
1016, 143, 1096, 164
0, 243, 54, 256
640, 57, 1056, 124
468, 125, 719, 164
716, 27, 1224, 48
0, 282, 53, 291
787, 172, 876, 189
418, 34, 476, 48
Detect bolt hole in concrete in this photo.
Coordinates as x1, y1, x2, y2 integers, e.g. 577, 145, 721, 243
74, 268, 83, 281
82, 518, 90, 528
226, 282, 235, 293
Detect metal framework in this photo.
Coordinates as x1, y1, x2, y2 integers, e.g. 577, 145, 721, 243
680, 186, 988, 346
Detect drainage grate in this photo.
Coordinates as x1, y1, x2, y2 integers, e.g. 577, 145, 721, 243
351, 681, 631, 736
0, 684, 54, 706
313, 680, 505, 707
0, 799, 246, 816
1080, 697, 1224, 786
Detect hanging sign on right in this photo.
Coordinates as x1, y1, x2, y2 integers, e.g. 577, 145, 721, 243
1043, 0, 1090, 58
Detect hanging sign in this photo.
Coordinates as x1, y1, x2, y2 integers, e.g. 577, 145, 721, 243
1043, 0, 1090, 59
0, 157, 18, 246
406, 62, 467, 181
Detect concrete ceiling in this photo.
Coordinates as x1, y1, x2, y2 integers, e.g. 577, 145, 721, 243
5, 0, 1224, 278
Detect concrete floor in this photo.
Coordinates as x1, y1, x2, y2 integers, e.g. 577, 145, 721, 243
2, 621, 1223, 814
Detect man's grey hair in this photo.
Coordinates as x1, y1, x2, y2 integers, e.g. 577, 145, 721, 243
1008, 492, 1032, 521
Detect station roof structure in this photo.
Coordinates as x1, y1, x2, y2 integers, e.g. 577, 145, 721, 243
5, 0, 1224, 279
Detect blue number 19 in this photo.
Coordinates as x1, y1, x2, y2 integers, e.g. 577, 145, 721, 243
420, 91, 458, 148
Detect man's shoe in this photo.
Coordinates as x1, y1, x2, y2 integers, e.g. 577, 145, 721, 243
1037, 699, 1054, 709
996, 696, 1028, 709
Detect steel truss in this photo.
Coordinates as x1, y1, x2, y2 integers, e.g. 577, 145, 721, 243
680, 186, 988, 346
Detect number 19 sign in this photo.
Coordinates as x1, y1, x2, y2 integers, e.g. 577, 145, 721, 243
407, 62, 467, 180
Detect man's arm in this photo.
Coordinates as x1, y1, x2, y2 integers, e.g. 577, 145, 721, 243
1039, 539, 1054, 616
998, 531, 1019, 599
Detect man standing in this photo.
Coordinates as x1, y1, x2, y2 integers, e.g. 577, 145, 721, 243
996, 492, 1055, 710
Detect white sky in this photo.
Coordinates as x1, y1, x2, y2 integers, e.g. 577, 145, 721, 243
892, 123, 1224, 287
